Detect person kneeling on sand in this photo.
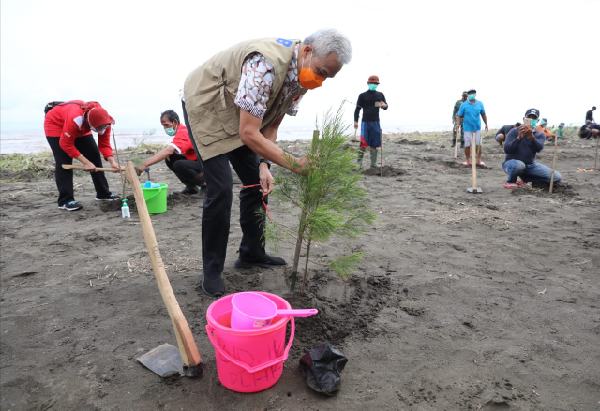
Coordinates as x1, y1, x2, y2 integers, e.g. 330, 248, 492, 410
578, 123, 600, 139
502, 108, 561, 189
44, 100, 121, 211
135, 110, 205, 195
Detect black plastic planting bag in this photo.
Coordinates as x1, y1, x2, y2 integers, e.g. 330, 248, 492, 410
299, 343, 348, 396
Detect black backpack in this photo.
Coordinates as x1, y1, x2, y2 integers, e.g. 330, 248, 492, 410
44, 101, 65, 114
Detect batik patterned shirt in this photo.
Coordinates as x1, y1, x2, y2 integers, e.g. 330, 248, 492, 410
234, 44, 303, 119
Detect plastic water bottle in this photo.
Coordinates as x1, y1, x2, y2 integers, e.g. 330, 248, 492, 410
121, 199, 130, 219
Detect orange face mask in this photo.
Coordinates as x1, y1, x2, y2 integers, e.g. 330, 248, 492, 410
299, 52, 325, 89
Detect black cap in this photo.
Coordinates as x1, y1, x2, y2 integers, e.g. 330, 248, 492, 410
467, 89, 476, 94
525, 108, 540, 119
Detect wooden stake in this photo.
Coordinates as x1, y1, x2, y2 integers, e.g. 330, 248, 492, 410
380, 136, 384, 177
470, 135, 477, 188
454, 125, 460, 159
124, 162, 201, 370
594, 135, 599, 170
549, 135, 559, 194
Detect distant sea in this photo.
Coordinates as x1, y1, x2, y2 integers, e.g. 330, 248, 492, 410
0, 124, 448, 155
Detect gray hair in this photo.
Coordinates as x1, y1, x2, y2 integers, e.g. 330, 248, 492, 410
304, 29, 352, 64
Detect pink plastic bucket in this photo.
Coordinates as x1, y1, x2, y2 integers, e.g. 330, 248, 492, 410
205, 292, 295, 393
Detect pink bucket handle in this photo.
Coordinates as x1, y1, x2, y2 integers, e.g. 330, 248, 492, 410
205, 318, 295, 374
276, 308, 318, 318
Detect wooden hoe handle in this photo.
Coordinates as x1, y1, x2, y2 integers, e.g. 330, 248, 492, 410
62, 164, 125, 172
124, 161, 202, 370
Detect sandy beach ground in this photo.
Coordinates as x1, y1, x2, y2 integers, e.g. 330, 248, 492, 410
1, 131, 599, 410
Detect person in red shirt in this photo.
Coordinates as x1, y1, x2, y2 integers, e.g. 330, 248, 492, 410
44, 100, 120, 211
135, 110, 204, 194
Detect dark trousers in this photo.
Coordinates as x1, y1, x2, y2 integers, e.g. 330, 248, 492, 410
165, 154, 204, 187
46, 135, 111, 206
181, 101, 265, 279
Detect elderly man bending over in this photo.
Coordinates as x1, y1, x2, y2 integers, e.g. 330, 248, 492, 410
183, 29, 352, 297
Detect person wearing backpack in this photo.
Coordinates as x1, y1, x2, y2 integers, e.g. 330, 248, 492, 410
44, 100, 120, 211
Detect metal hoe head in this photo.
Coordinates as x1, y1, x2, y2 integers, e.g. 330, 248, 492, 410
137, 343, 203, 378
467, 187, 483, 194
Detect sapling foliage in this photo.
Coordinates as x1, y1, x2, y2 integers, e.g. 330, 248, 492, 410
272, 107, 375, 291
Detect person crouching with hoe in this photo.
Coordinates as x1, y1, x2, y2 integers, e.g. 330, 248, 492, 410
44, 100, 120, 211
182, 29, 352, 297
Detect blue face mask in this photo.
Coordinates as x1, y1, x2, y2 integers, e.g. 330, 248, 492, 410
467, 94, 476, 101
368, 83, 378, 91
165, 127, 176, 137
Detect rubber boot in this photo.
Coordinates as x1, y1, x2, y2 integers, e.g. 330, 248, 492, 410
357, 147, 366, 168
370, 148, 378, 169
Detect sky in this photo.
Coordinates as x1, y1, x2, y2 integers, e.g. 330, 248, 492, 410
1, 0, 599, 142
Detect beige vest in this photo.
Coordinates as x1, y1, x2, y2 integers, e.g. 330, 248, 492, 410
184, 38, 306, 160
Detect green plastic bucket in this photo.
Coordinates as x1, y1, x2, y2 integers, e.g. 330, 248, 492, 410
141, 183, 168, 214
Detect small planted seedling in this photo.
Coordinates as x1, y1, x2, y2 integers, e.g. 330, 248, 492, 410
268, 106, 376, 292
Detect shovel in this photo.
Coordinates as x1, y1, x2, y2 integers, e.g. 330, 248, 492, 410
124, 162, 203, 378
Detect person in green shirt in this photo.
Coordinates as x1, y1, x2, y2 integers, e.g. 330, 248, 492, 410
452, 91, 467, 147
556, 123, 565, 139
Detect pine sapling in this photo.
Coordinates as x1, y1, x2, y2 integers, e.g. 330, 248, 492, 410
273, 106, 376, 291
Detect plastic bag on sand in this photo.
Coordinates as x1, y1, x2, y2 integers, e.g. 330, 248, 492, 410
299, 343, 348, 396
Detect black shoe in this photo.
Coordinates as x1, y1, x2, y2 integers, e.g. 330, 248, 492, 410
181, 185, 199, 195
200, 275, 225, 298
234, 254, 287, 269
95, 193, 119, 201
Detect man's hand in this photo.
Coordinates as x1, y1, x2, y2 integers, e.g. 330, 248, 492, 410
353, 121, 359, 129
134, 166, 145, 176
291, 156, 308, 175
517, 125, 532, 140
259, 162, 274, 195
484, 124, 489, 132
497, 134, 505, 144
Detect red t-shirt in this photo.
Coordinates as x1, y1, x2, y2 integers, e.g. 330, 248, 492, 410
170, 124, 197, 161
44, 100, 113, 159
